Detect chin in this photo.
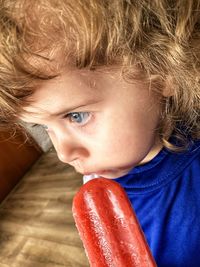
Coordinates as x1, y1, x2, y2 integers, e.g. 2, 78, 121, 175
97, 170, 131, 179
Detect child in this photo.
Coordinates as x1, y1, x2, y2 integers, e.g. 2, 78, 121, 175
0, 0, 200, 266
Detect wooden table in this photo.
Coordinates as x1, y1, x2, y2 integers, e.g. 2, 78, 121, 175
0, 148, 89, 267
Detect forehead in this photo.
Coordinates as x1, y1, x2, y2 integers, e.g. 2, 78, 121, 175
21, 68, 120, 118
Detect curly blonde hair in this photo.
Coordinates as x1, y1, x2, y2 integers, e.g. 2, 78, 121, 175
0, 0, 200, 150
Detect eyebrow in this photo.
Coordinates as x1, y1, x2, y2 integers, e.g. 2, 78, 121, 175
50, 99, 100, 117
22, 97, 102, 121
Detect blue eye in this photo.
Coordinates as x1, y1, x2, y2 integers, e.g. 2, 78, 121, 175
67, 112, 90, 125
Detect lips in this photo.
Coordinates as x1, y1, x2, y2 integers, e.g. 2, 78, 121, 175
83, 169, 130, 177
81, 165, 134, 177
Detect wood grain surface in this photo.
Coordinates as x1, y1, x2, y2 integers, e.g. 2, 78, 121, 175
0, 148, 89, 267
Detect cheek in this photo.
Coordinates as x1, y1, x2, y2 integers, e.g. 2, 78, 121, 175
90, 109, 159, 166
107, 129, 154, 156
90, 124, 152, 166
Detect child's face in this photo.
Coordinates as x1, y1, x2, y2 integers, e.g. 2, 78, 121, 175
21, 68, 162, 178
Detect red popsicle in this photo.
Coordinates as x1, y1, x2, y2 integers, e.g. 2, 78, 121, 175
72, 178, 157, 267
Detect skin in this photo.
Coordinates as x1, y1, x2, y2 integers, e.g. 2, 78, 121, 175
20, 68, 163, 179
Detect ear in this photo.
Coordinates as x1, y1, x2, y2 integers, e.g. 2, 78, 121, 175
162, 76, 175, 97
149, 75, 175, 97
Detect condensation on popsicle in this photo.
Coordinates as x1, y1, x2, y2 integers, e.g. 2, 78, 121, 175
72, 178, 157, 267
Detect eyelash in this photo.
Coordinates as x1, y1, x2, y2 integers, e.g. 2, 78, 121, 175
64, 112, 92, 126
32, 112, 92, 131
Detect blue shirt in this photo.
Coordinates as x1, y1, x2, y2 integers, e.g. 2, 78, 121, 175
114, 140, 200, 267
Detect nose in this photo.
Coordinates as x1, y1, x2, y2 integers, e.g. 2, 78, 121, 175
49, 130, 89, 164
57, 145, 88, 165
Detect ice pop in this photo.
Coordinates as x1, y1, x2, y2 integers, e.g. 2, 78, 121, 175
72, 178, 157, 267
